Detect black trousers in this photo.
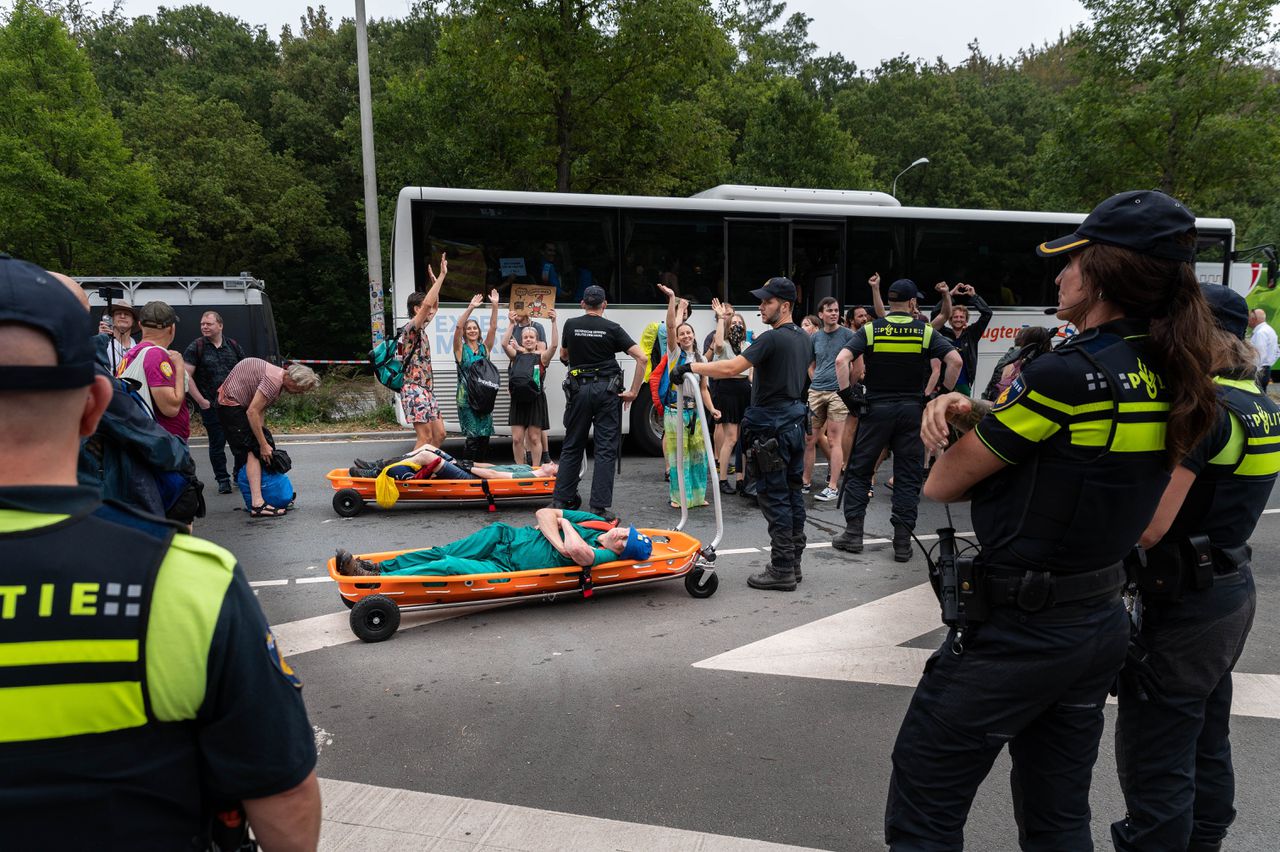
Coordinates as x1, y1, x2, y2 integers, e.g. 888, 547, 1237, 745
743, 412, 806, 571
553, 377, 622, 511
841, 398, 925, 529
1111, 569, 1256, 850
885, 597, 1130, 850
199, 402, 229, 484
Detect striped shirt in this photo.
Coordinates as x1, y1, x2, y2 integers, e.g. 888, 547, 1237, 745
218, 357, 284, 408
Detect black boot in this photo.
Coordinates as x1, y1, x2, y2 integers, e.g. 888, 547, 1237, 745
832, 514, 864, 553
464, 437, 480, 461
792, 531, 806, 583
747, 564, 798, 591
892, 523, 913, 562
1185, 842, 1222, 852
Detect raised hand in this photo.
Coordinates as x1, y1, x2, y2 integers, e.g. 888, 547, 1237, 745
488, 288, 500, 305
547, 308, 557, 323
711, 297, 725, 318
468, 293, 484, 309
935, 281, 949, 294
677, 298, 689, 317
657, 283, 676, 300
869, 272, 881, 288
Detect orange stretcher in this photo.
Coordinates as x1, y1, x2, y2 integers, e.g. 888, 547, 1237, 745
327, 528, 716, 641
325, 468, 556, 516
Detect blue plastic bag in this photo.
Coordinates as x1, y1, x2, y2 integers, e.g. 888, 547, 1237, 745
236, 467, 295, 511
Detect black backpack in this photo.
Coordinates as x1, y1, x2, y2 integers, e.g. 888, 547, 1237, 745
463, 355, 501, 416
508, 352, 542, 403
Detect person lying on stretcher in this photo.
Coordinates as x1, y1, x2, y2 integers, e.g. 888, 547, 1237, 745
334, 508, 653, 577
348, 443, 558, 481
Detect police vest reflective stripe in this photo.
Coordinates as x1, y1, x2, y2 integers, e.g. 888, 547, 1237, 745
1213, 378, 1280, 477
0, 504, 235, 743
862, 314, 933, 395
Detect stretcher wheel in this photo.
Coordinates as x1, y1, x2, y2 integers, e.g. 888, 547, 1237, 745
684, 567, 718, 598
332, 488, 364, 517
350, 595, 400, 642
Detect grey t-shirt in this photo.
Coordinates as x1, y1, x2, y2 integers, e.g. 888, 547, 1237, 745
810, 326, 855, 391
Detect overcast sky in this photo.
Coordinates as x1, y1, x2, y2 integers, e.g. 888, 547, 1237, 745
110, 0, 1093, 69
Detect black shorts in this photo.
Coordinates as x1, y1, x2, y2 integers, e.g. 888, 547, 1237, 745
216, 404, 274, 469
508, 392, 550, 429
712, 378, 751, 425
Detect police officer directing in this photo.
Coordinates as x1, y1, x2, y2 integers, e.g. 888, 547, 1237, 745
886, 191, 1226, 850
554, 284, 647, 517
833, 276, 961, 561
0, 256, 320, 849
675, 277, 811, 591
1111, 284, 1277, 852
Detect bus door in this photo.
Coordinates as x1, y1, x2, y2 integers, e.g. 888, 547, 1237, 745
724, 218, 843, 315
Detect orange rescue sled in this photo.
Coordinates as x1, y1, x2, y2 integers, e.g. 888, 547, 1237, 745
327, 528, 717, 641
326, 468, 555, 516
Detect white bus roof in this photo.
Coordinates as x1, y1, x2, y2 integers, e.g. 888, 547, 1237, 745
690, 184, 901, 206
396, 186, 1236, 236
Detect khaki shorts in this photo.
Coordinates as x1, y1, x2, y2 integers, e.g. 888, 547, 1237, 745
808, 389, 849, 428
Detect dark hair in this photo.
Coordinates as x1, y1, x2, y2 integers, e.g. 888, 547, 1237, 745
201, 310, 224, 324
407, 291, 426, 316
1014, 325, 1052, 353
802, 314, 820, 329
1077, 241, 1226, 467
817, 296, 839, 312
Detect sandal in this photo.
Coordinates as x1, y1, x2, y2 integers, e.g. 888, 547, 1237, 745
250, 503, 287, 518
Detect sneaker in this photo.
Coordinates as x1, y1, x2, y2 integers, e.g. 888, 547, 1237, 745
217, 480, 233, 495
801, 482, 812, 495
719, 480, 736, 495
815, 486, 839, 502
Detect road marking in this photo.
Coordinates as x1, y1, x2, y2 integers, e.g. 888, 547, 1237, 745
295, 576, 334, 584
249, 579, 288, 588
694, 582, 1280, 720
318, 777, 823, 852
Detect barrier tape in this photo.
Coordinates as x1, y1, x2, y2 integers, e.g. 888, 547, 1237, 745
285, 359, 368, 365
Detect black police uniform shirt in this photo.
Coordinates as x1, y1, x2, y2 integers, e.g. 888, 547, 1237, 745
1166, 376, 1280, 548
841, 312, 957, 400
742, 322, 811, 407
562, 314, 635, 375
0, 486, 316, 847
970, 319, 1173, 573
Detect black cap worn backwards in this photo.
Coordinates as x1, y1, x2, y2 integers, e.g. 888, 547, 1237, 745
1037, 190, 1197, 263
886, 279, 919, 302
749, 277, 797, 303
0, 255, 96, 390
1200, 284, 1250, 340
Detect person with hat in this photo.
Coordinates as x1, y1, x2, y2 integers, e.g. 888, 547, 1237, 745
118, 300, 190, 442
885, 190, 1229, 850
674, 277, 812, 591
1110, 283, 1277, 852
335, 507, 652, 577
97, 296, 139, 373
833, 274, 962, 561
0, 255, 321, 849
552, 284, 647, 518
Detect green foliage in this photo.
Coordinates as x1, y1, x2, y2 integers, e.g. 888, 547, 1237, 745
0, 0, 171, 272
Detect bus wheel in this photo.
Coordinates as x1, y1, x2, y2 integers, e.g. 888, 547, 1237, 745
629, 392, 664, 456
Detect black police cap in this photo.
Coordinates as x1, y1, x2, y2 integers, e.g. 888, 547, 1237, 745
0, 255, 97, 390
1037, 190, 1196, 263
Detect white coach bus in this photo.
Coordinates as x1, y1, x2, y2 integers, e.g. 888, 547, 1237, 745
389, 185, 1251, 455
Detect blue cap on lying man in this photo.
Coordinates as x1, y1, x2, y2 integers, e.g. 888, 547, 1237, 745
620, 527, 653, 561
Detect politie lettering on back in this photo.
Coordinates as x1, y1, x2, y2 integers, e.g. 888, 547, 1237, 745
0, 581, 139, 618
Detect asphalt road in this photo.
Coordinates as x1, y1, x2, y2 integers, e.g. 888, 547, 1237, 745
190, 433, 1280, 851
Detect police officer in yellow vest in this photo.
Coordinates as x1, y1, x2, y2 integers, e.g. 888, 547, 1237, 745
833, 279, 962, 560
1111, 284, 1279, 852
889, 190, 1227, 849
0, 256, 320, 850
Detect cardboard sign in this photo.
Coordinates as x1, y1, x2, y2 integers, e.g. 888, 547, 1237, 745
499, 257, 527, 279
511, 284, 556, 319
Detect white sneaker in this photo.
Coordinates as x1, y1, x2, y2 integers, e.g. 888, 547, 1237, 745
815, 486, 839, 502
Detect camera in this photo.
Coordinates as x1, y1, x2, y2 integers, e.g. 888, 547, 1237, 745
97, 287, 125, 301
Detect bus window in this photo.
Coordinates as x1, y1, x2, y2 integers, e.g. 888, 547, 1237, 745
620, 212, 724, 306
844, 221, 905, 310
410, 201, 617, 305
727, 220, 787, 307
910, 220, 1066, 309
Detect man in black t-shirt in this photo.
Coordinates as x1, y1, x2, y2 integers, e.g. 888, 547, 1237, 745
182, 311, 245, 493
554, 285, 647, 516
680, 277, 811, 591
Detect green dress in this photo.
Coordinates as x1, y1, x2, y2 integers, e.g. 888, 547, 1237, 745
456, 343, 495, 438
378, 511, 614, 576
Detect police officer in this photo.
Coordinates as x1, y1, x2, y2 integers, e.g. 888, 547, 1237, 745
1111, 285, 1277, 852
0, 257, 320, 849
554, 284, 647, 517
888, 190, 1228, 849
676, 277, 811, 591
833, 277, 962, 561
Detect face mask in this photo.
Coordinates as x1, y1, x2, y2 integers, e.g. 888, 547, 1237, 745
727, 325, 745, 345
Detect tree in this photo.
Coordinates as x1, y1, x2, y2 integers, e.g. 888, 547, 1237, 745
0, 1, 171, 272
1033, 0, 1280, 225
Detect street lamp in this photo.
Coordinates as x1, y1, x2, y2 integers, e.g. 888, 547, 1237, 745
355, 0, 385, 348
891, 157, 930, 198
